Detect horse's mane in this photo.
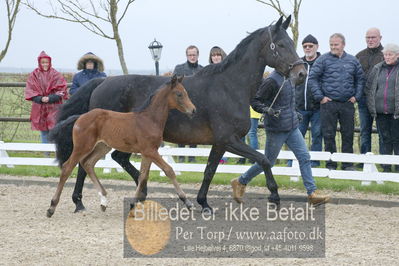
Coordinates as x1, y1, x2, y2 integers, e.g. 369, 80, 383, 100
131, 81, 171, 112
196, 27, 266, 77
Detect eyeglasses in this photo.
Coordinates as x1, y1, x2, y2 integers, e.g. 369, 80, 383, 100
302, 44, 314, 49
187, 54, 198, 57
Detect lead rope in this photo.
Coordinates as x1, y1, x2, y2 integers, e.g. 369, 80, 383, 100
260, 77, 286, 123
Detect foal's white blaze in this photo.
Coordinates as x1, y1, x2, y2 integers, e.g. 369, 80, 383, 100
98, 192, 108, 207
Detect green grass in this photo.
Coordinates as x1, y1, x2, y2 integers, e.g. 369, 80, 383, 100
1, 162, 398, 196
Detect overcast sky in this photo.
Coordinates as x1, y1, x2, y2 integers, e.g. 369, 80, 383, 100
0, 0, 398, 74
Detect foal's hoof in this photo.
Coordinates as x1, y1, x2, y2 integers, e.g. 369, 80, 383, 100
185, 199, 194, 210
46, 209, 54, 218
100, 205, 107, 212
201, 206, 213, 215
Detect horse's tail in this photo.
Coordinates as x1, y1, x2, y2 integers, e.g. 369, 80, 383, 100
56, 77, 105, 122
49, 115, 81, 167
50, 77, 104, 167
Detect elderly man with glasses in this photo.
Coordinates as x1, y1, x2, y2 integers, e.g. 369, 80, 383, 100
356, 28, 384, 164
294, 34, 323, 167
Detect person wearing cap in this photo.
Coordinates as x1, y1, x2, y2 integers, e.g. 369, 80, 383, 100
25, 51, 68, 144
295, 34, 322, 167
309, 33, 364, 171
69, 52, 107, 95
356, 28, 384, 162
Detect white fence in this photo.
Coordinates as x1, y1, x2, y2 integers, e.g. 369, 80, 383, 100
1, 141, 399, 186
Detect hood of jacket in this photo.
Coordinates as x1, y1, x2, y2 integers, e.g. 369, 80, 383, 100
37, 51, 52, 71
77, 52, 104, 72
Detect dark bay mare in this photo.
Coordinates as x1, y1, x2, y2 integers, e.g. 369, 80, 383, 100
51, 16, 306, 213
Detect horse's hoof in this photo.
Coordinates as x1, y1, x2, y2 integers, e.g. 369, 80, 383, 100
202, 206, 213, 215
46, 209, 54, 218
74, 203, 86, 213
130, 203, 135, 210
101, 205, 107, 212
268, 196, 281, 210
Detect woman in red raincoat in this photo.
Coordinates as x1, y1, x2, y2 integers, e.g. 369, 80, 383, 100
25, 51, 68, 143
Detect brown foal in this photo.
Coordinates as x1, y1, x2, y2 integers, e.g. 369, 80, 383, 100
47, 75, 196, 217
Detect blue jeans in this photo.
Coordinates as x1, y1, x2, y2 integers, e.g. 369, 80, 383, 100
247, 118, 259, 150
239, 128, 317, 195
41, 131, 49, 143
358, 103, 384, 154
298, 109, 322, 167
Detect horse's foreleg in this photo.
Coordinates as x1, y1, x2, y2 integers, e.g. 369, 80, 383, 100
225, 137, 280, 206
197, 145, 225, 214
149, 151, 193, 209
47, 157, 80, 218
111, 150, 147, 195
81, 143, 111, 212
131, 156, 152, 209
72, 165, 87, 213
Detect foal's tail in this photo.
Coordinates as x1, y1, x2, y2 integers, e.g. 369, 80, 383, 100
49, 115, 81, 167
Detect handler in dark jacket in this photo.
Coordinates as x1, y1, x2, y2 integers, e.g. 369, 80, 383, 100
70, 52, 106, 95
309, 33, 364, 170
295, 34, 322, 166
356, 28, 384, 156
365, 43, 399, 172
230, 71, 330, 206
173, 45, 203, 163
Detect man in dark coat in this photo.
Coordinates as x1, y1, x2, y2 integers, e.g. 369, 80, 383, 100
309, 33, 364, 170
173, 45, 203, 163
70, 52, 107, 95
173, 45, 203, 77
230, 70, 330, 206
295, 34, 322, 167
356, 28, 384, 157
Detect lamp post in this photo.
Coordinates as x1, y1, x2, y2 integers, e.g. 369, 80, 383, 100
148, 39, 163, 76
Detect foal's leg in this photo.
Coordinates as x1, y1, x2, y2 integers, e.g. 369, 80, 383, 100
47, 155, 82, 218
131, 156, 152, 209
81, 143, 112, 212
146, 151, 193, 209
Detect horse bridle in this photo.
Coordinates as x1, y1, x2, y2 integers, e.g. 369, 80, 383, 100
267, 26, 304, 70
262, 26, 304, 119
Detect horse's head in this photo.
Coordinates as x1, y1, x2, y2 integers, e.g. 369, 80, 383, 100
168, 74, 196, 117
261, 16, 306, 85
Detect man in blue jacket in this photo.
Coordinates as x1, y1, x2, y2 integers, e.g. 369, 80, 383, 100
309, 33, 364, 170
231, 71, 330, 206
